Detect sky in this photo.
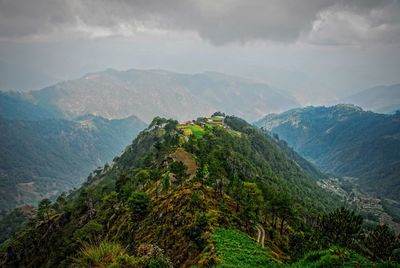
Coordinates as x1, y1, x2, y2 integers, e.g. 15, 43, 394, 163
0, 0, 399, 104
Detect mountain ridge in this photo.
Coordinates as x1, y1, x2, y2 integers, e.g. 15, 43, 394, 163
255, 104, 400, 206
342, 84, 400, 114
24, 68, 299, 122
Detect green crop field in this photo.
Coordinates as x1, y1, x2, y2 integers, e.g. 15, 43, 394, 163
188, 125, 205, 138
211, 228, 276, 268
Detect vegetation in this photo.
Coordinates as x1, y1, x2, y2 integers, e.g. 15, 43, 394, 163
211, 228, 275, 268
255, 105, 400, 219
0, 205, 35, 244
0, 114, 399, 267
0, 112, 146, 212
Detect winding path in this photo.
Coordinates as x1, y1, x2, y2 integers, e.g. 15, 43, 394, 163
255, 224, 266, 248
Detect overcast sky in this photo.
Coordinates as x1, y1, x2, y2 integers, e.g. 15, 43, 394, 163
0, 0, 399, 104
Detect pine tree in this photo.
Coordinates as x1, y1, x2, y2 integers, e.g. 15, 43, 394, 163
364, 224, 398, 260
162, 171, 170, 193
170, 161, 187, 186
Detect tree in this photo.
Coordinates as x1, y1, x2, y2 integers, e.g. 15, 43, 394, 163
364, 224, 398, 260
275, 196, 294, 235
230, 177, 244, 212
128, 192, 151, 220
116, 172, 132, 196
73, 220, 104, 243
37, 198, 52, 221
212, 111, 225, 117
135, 169, 150, 190
239, 182, 263, 225
161, 171, 170, 193
170, 161, 187, 186
185, 212, 208, 249
194, 164, 209, 186
318, 207, 363, 248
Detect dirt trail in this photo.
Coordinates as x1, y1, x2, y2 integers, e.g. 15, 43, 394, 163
255, 224, 265, 248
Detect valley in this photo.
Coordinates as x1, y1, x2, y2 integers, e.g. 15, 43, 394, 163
256, 104, 400, 223
318, 177, 400, 234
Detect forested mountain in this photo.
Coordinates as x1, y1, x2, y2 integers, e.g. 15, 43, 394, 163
343, 84, 400, 114
255, 105, 400, 206
25, 68, 299, 122
0, 93, 146, 211
0, 115, 146, 211
0, 91, 63, 120
1, 114, 398, 267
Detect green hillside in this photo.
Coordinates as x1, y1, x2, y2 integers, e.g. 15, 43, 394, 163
255, 105, 400, 203
0, 114, 146, 211
1, 114, 398, 267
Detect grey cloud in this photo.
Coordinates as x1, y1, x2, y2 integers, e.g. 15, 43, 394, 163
0, 0, 399, 45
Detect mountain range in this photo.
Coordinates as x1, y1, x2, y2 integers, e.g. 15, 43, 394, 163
25, 68, 299, 122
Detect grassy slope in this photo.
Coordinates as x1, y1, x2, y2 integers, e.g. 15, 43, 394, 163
211, 228, 277, 268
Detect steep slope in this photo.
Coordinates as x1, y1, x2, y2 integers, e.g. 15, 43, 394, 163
343, 84, 400, 114
0, 115, 146, 211
255, 105, 400, 203
0, 115, 338, 267
267, 132, 326, 181
28, 68, 299, 122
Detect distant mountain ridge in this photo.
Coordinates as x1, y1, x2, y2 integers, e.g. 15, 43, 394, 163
255, 104, 400, 204
0, 93, 146, 211
26, 68, 299, 122
343, 84, 400, 114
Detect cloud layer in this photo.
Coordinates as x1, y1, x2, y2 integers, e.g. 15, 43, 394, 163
0, 0, 399, 45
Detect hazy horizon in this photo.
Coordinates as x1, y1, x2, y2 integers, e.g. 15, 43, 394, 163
1, 0, 400, 106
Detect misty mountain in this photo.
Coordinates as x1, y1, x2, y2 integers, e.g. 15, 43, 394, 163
255, 105, 400, 204
343, 84, 400, 114
27, 68, 299, 122
0, 91, 63, 120
0, 94, 146, 211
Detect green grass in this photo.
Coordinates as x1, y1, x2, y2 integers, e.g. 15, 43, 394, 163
188, 125, 205, 138
179, 124, 205, 138
211, 116, 224, 122
288, 246, 400, 268
211, 228, 277, 268
210, 229, 400, 268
